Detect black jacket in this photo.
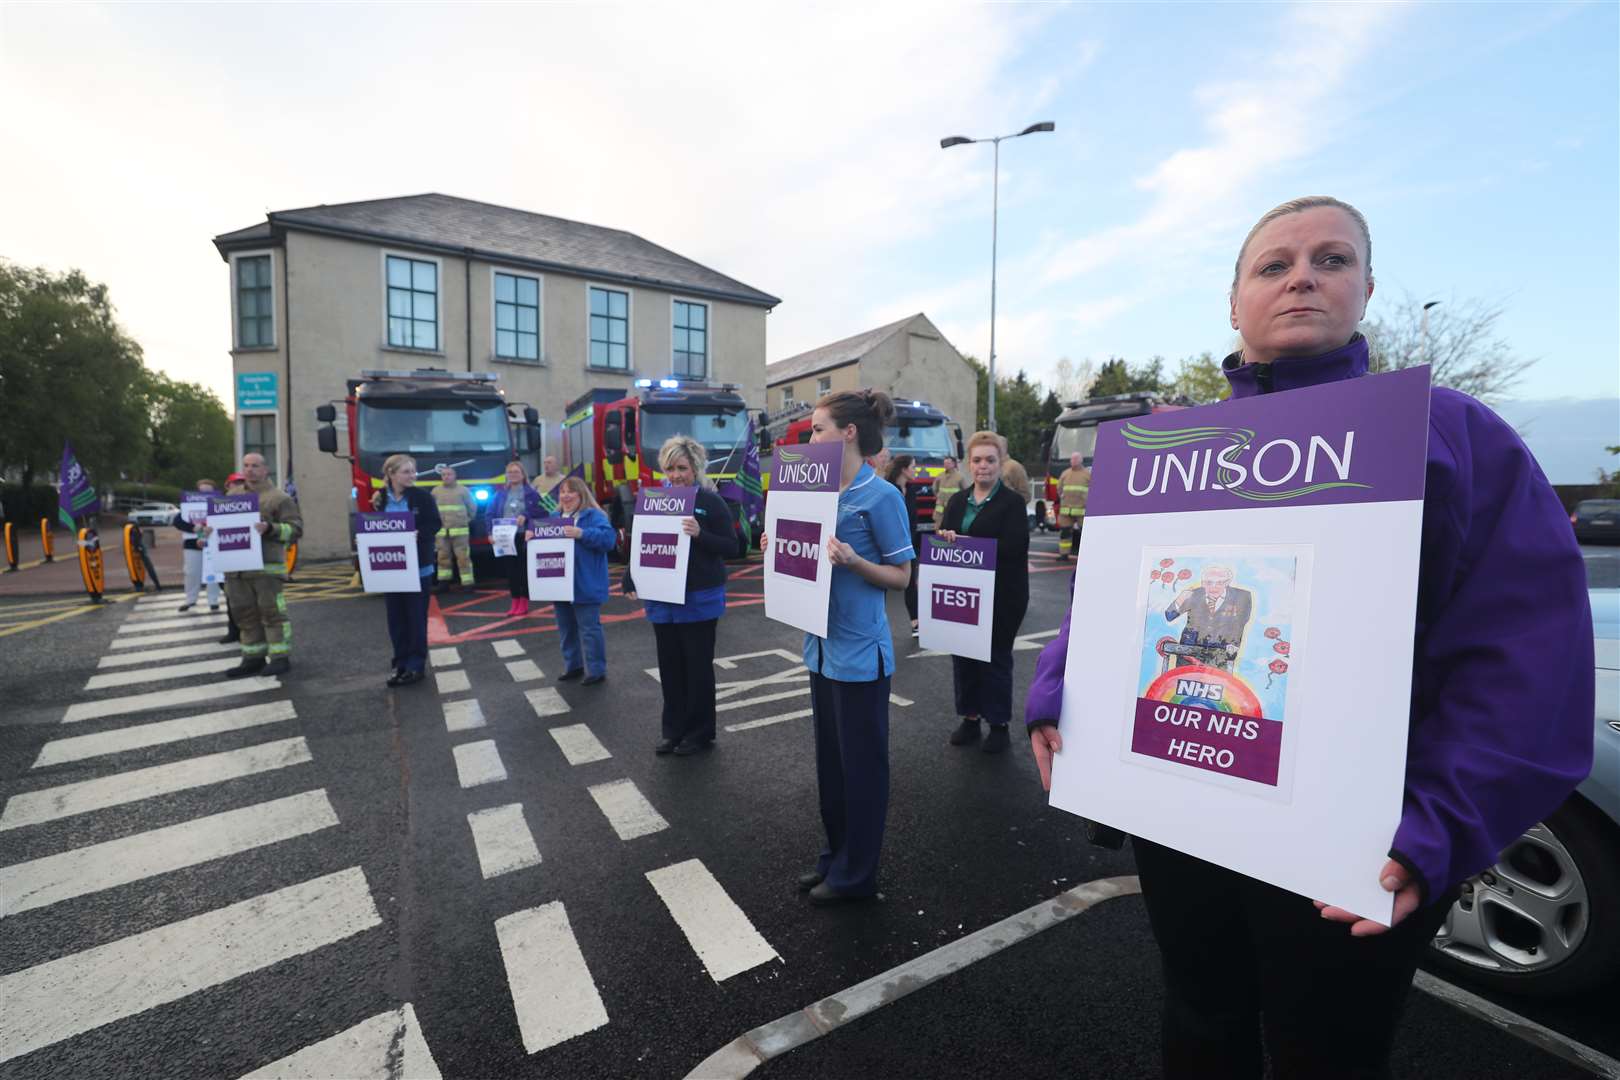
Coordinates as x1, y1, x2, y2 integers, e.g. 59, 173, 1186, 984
621, 487, 734, 596
172, 512, 203, 551
371, 486, 442, 571
940, 482, 1030, 651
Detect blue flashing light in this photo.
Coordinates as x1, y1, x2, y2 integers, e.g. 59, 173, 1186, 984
659, 378, 680, 390
634, 378, 653, 388
912, 400, 922, 407
474, 487, 490, 502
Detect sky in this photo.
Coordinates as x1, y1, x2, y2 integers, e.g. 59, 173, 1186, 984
3, 2, 1616, 478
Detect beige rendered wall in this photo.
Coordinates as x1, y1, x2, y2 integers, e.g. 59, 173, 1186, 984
859, 320, 977, 432
768, 361, 859, 412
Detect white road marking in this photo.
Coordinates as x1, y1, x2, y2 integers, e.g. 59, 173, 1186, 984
135, 594, 189, 608
467, 803, 542, 879
587, 779, 668, 840
495, 902, 608, 1054
715, 686, 809, 713
492, 638, 525, 658
429, 647, 460, 668
909, 627, 1061, 660
126, 605, 222, 623
0, 790, 339, 919
549, 724, 611, 765
241, 1003, 441, 1079
442, 698, 486, 733
84, 656, 240, 690
33, 700, 298, 768
452, 740, 507, 788
98, 640, 239, 668
890, 693, 914, 707
1412, 971, 1620, 1079
0, 866, 380, 1065
107, 626, 229, 649
115, 613, 228, 634
714, 665, 808, 701
62, 677, 280, 723
724, 708, 813, 734
506, 659, 544, 683
434, 670, 471, 695
646, 859, 778, 982
0, 737, 312, 831
524, 687, 571, 718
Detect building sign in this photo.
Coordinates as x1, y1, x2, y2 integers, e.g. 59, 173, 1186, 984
236, 372, 279, 411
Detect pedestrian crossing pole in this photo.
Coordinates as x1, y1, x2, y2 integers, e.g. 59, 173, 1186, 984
3, 521, 16, 572
40, 517, 54, 562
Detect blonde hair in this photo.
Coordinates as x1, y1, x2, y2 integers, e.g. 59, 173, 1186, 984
658, 435, 712, 489
1232, 196, 1372, 293
558, 475, 601, 513
965, 430, 1006, 460
382, 454, 417, 491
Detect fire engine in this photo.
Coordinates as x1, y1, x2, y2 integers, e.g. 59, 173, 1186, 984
313, 369, 541, 577
761, 398, 963, 533
1036, 391, 1186, 526
560, 378, 753, 555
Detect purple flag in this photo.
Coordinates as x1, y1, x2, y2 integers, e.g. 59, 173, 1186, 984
57, 440, 100, 529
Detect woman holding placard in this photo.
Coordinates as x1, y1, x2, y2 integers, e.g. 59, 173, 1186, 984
937, 431, 1029, 753
490, 460, 545, 617
552, 475, 616, 685
370, 454, 441, 687
1024, 196, 1593, 1076
171, 478, 219, 612
766, 389, 914, 905
623, 435, 734, 755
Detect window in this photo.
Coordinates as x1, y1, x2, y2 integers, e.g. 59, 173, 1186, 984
236, 255, 273, 348
494, 272, 540, 362
241, 414, 278, 486
672, 300, 707, 378
386, 255, 438, 350
781, 385, 794, 406
817, 376, 831, 394
589, 286, 629, 369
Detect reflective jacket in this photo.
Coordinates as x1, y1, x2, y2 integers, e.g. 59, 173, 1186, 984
250, 480, 303, 576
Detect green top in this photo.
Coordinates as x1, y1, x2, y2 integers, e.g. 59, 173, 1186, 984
960, 479, 1002, 532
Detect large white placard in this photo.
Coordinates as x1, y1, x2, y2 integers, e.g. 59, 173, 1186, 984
763, 444, 843, 639
490, 518, 518, 558
527, 520, 576, 603
628, 487, 695, 605
356, 512, 422, 593
204, 494, 263, 574
917, 534, 997, 661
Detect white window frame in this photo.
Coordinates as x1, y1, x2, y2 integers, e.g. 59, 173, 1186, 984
780, 385, 794, 406
235, 409, 282, 486
585, 282, 634, 371
817, 375, 831, 394
669, 295, 710, 380
229, 250, 277, 351
490, 266, 544, 364
380, 249, 444, 354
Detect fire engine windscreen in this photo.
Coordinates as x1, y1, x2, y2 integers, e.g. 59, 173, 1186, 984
641, 408, 750, 460
885, 420, 953, 460
358, 400, 510, 455
1049, 423, 1100, 465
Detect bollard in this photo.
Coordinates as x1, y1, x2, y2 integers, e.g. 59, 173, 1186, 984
122, 524, 147, 592
287, 541, 299, 580
3, 521, 16, 572
77, 527, 105, 602
40, 518, 54, 562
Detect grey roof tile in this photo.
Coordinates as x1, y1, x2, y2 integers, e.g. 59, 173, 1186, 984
765, 313, 925, 385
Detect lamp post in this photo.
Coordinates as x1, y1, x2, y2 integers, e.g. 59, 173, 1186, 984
941, 120, 1055, 432
1421, 300, 1442, 366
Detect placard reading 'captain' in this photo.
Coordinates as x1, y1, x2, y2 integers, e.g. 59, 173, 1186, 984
1049, 366, 1431, 924
527, 518, 576, 603
917, 534, 998, 661
629, 486, 695, 605
763, 442, 842, 638
355, 512, 421, 592
204, 493, 263, 573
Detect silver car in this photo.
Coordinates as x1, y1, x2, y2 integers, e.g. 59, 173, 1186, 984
1428, 585, 1620, 995
126, 501, 180, 527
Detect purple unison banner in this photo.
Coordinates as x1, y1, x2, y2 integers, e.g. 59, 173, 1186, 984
529, 517, 573, 540
770, 442, 842, 493
56, 440, 100, 529
636, 485, 697, 518
630, 485, 696, 604
917, 534, 998, 660
764, 442, 842, 637
1086, 366, 1430, 519
527, 516, 575, 601
918, 533, 998, 571
205, 492, 263, 573
356, 511, 420, 592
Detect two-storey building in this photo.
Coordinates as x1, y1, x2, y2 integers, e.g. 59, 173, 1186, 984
213, 193, 779, 559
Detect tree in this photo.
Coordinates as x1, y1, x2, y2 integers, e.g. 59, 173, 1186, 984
1170, 352, 1230, 404
1090, 356, 1166, 397
1363, 291, 1536, 404
1050, 356, 1096, 404
141, 371, 235, 489
961, 354, 1055, 462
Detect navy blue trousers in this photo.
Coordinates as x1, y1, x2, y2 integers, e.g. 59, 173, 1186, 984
385, 579, 431, 672
951, 647, 1015, 726
810, 671, 891, 895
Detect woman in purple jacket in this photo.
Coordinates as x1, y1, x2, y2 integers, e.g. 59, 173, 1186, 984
1024, 196, 1594, 1078
489, 460, 546, 617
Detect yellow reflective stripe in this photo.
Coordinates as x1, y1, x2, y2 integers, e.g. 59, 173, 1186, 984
444, 527, 470, 536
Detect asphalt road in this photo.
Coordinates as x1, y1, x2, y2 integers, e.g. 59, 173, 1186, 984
0, 533, 1614, 1079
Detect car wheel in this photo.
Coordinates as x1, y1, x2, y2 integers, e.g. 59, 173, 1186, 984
1427, 798, 1620, 996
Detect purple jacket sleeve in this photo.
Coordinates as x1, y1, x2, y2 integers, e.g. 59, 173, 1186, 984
1392, 390, 1594, 900
1024, 605, 1072, 729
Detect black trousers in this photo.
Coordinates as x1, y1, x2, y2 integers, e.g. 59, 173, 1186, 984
499, 536, 528, 598
951, 647, 1015, 725
903, 532, 921, 620
810, 671, 890, 895
652, 619, 718, 744
1133, 837, 1456, 1080
383, 579, 430, 672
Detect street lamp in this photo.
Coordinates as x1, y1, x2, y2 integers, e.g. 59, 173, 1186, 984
941, 120, 1055, 432
1421, 300, 1442, 366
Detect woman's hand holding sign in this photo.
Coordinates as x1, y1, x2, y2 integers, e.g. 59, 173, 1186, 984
936, 529, 957, 543
1030, 725, 1063, 791
679, 517, 700, 537
1314, 859, 1421, 936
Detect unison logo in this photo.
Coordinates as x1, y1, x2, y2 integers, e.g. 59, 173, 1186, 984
776, 449, 830, 488
926, 537, 988, 566
643, 496, 687, 514
772, 519, 821, 581
1120, 423, 1368, 502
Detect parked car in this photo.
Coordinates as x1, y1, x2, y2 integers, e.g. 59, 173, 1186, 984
1572, 499, 1620, 545
126, 501, 180, 527
1427, 585, 1620, 995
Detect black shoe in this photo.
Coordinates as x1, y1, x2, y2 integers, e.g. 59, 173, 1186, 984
396, 669, 424, 687
386, 668, 409, 687
262, 657, 291, 677
949, 717, 982, 746
672, 737, 711, 756
808, 881, 873, 906
224, 657, 266, 679
177, 603, 193, 612
797, 871, 825, 893
655, 738, 677, 755
209, 604, 220, 613
558, 668, 584, 682
981, 724, 1010, 754
218, 632, 240, 645
581, 673, 606, 686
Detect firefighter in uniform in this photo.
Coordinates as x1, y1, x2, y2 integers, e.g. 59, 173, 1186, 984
432, 466, 477, 590
220, 452, 302, 678
931, 455, 963, 529
1055, 451, 1090, 560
